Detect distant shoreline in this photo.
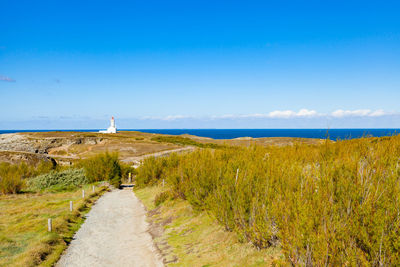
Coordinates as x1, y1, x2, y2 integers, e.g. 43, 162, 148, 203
0, 129, 399, 141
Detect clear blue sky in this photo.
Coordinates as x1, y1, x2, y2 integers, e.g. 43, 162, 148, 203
1, 0, 399, 129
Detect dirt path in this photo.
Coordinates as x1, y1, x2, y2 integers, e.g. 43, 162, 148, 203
57, 189, 163, 267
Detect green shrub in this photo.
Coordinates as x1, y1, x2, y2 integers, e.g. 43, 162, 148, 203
136, 153, 180, 187
138, 136, 400, 265
120, 162, 136, 183
154, 191, 170, 206
0, 160, 55, 194
78, 152, 122, 188
27, 168, 88, 191
136, 157, 166, 187
0, 163, 25, 194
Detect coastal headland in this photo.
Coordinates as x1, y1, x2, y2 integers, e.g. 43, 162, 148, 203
0, 131, 322, 166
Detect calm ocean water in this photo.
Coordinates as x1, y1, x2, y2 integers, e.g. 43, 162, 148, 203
0, 129, 399, 140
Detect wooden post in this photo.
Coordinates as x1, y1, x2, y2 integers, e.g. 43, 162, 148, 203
128, 172, 132, 183
235, 168, 239, 184
82, 189, 85, 198
92, 185, 95, 193
70, 201, 73, 212
48, 218, 52, 232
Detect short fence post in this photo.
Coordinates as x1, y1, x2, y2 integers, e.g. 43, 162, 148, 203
235, 168, 239, 185
70, 201, 73, 212
128, 172, 132, 183
92, 185, 95, 193
82, 189, 85, 198
48, 218, 52, 232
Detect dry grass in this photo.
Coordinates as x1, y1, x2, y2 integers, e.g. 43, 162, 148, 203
0, 184, 108, 266
182, 134, 323, 147
27, 131, 181, 162
136, 135, 400, 265
7, 131, 319, 165
135, 185, 283, 266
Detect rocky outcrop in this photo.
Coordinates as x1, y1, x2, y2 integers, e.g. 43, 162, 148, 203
0, 133, 103, 154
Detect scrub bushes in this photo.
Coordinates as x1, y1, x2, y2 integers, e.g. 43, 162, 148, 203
27, 168, 88, 191
79, 152, 122, 187
136, 156, 170, 187
0, 161, 55, 194
0, 163, 25, 194
136, 136, 400, 265
151, 135, 223, 149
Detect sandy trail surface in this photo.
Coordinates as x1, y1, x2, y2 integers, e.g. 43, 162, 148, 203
57, 189, 163, 267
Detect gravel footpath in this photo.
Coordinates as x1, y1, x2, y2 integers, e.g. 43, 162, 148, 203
57, 189, 163, 267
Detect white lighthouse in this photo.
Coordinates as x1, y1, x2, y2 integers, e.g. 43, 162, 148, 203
99, 116, 117, 134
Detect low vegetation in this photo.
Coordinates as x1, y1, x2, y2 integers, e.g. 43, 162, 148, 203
135, 185, 282, 266
78, 152, 123, 188
27, 168, 88, 192
136, 135, 400, 265
0, 185, 108, 266
151, 135, 223, 149
0, 152, 128, 194
0, 161, 55, 194
0, 152, 128, 265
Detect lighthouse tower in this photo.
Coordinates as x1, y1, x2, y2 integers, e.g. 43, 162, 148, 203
99, 116, 117, 134
110, 116, 116, 129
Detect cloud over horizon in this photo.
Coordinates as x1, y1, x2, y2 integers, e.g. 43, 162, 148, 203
143, 109, 393, 121
1, 109, 399, 130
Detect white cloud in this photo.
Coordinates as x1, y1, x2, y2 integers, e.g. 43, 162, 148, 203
211, 110, 319, 119
369, 110, 386, 117
331, 109, 387, 118
297, 109, 319, 117
268, 109, 319, 118
141, 115, 193, 121
268, 110, 296, 118
140, 109, 393, 121
163, 115, 188, 121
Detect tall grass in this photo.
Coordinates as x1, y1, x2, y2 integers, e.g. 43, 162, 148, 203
78, 152, 122, 187
0, 161, 54, 194
136, 136, 400, 265
1, 152, 127, 194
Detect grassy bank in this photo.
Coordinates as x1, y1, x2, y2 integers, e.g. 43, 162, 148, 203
135, 185, 283, 266
0, 152, 131, 266
0, 184, 109, 266
136, 135, 400, 265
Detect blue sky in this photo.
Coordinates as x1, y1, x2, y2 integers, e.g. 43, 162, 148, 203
1, 0, 399, 129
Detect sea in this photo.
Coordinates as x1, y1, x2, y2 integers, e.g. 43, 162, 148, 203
0, 129, 399, 141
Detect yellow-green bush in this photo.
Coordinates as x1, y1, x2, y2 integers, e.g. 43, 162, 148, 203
136, 136, 400, 265
0, 163, 25, 194
78, 152, 122, 187
0, 161, 55, 194
136, 153, 179, 187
